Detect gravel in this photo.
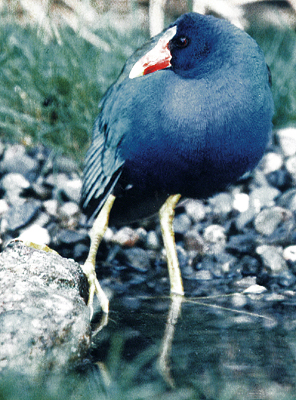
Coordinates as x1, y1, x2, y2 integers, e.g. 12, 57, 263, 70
1, 128, 296, 307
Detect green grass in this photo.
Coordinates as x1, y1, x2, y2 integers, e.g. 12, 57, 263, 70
0, 16, 147, 166
247, 21, 296, 128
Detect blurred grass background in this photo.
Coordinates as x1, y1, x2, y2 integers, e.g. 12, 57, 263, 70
0, 0, 295, 166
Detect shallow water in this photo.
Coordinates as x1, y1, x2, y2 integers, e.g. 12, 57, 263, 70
88, 294, 296, 400
2, 294, 296, 400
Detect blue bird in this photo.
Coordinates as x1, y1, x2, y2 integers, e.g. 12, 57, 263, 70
80, 12, 274, 313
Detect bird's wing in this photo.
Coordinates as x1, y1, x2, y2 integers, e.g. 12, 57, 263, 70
81, 30, 170, 220
80, 111, 125, 220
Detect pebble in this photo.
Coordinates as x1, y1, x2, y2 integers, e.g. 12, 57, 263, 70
283, 245, 296, 262
231, 293, 248, 308
173, 213, 192, 234
122, 247, 150, 272
276, 127, 296, 156
0, 199, 9, 215
254, 206, 292, 236
18, 224, 51, 245
112, 227, 140, 247
285, 156, 296, 181
0, 144, 37, 176
261, 152, 283, 174
2, 173, 30, 205
203, 225, 226, 244
209, 193, 232, 215
61, 178, 82, 203
59, 201, 80, 218
249, 187, 281, 209
232, 192, 249, 213
184, 229, 204, 252
2, 200, 41, 232
184, 199, 206, 222
243, 284, 267, 294
146, 231, 160, 250
256, 245, 288, 274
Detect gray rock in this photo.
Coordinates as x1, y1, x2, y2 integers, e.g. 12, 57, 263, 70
254, 206, 293, 236
209, 192, 232, 215
2, 173, 30, 206
249, 187, 281, 209
18, 224, 51, 245
256, 245, 288, 274
184, 199, 206, 222
122, 247, 150, 272
62, 178, 82, 203
261, 152, 283, 174
184, 229, 204, 252
173, 213, 191, 234
146, 230, 161, 250
276, 127, 296, 157
243, 284, 267, 294
2, 200, 42, 232
0, 144, 37, 176
0, 241, 90, 377
203, 225, 226, 254
286, 156, 296, 181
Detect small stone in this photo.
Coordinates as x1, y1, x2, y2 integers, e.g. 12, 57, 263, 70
286, 156, 296, 181
254, 206, 292, 236
232, 192, 249, 213
2, 201, 41, 232
265, 293, 285, 302
122, 247, 150, 272
0, 144, 37, 176
235, 276, 257, 288
209, 193, 232, 215
184, 199, 206, 222
146, 231, 160, 250
184, 229, 204, 252
256, 245, 288, 274
203, 225, 226, 245
227, 233, 257, 255
261, 152, 283, 174
232, 293, 248, 308
243, 284, 267, 294
173, 213, 191, 234
62, 178, 82, 203
18, 225, 51, 245
0, 199, 9, 215
43, 199, 59, 216
59, 202, 80, 218
2, 173, 30, 205
57, 230, 89, 246
112, 227, 140, 247
277, 127, 296, 156
278, 271, 296, 288
235, 204, 259, 231
55, 156, 78, 174
193, 269, 212, 280
249, 187, 280, 209
283, 245, 296, 262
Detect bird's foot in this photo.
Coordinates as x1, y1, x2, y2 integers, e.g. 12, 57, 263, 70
81, 260, 109, 318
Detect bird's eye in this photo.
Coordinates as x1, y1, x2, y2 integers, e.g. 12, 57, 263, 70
174, 36, 189, 48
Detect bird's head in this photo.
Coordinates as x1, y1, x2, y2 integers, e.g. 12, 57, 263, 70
129, 13, 232, 80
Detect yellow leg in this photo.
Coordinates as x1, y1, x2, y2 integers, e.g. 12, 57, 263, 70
82, 194, 116, 315
159, 194, 184, 296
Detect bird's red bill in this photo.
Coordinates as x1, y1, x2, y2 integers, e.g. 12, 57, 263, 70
129, 25, 177, 79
